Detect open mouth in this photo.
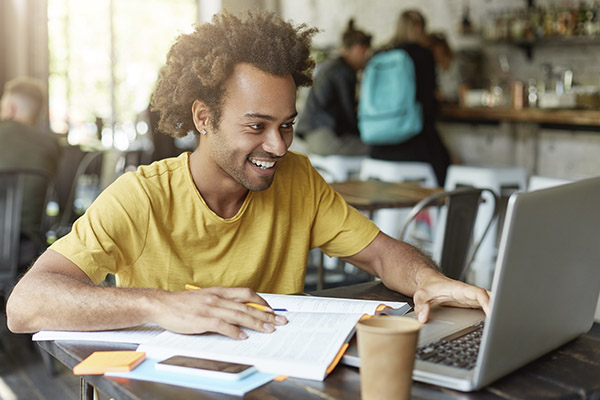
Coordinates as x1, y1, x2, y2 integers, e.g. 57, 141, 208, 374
249, 157, 276, 170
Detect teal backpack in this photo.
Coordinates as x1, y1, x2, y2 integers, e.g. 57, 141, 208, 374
358, 49, 423, 145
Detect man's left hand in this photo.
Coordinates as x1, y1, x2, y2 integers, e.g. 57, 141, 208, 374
412, 274, 490, 323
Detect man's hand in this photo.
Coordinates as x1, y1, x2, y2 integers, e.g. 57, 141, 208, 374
152, 287, 288, 340
412, 274, 490, 323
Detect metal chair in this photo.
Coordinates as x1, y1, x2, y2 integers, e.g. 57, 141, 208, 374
0, 169, 53, 300
399, 187, 499, 282
0, 168, 58, 375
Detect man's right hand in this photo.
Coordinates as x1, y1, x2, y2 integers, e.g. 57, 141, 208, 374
6, 250, 287, 338
152, 286, 288, 339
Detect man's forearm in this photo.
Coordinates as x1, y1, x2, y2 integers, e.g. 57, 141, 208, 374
345, 232, 443, 296
378, 239, 442, 296
7, 270, 163, 333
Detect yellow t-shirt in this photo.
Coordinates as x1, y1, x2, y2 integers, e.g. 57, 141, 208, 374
50, 151, 379, 294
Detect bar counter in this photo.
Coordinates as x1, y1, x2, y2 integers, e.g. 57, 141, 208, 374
441, 104, 600, 127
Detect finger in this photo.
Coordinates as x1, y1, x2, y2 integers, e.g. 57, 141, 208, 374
478, 290, 491, 315
190, 290, 288, 326
203, 287, 270, 307
202, 317, 250, 340
228, 298, 288, 326
206, 303, 280, 333
215, 290, 288, 325
417, 302, 430, 323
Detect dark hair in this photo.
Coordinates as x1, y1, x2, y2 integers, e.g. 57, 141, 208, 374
151, 11, 318, 138
428, 33, 453, 56
341, 19, 372, 49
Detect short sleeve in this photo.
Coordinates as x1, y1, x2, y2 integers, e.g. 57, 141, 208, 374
50, 173, 150, 284
307, 166, 380, 258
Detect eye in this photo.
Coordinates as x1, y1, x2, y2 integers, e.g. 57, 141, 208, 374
249, 123, 263, 130
281, 121, 295, 130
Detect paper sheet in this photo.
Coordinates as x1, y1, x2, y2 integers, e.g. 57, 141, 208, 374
32, 323, 164, 344
259, 293, 409, 314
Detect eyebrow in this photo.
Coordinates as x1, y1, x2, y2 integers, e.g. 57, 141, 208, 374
243, 111, 298, 121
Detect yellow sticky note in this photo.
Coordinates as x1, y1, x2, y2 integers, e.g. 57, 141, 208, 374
73, 351, 146, 375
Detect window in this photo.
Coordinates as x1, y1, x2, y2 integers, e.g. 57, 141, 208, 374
48, 0, 197, 150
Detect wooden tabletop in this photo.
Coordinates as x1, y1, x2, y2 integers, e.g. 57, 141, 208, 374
330, 179, 442, 211
37, 281, 600, 399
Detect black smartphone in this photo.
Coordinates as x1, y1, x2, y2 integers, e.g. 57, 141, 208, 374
155, 356, 256, 380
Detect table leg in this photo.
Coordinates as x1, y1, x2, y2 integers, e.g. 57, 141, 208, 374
317, 251, 325, 291
80, 378, 94, 400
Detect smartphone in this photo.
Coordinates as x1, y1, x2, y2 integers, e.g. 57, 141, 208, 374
155, 356, 256, 380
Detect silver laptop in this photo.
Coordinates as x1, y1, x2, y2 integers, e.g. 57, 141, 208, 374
342, 176, 600, 391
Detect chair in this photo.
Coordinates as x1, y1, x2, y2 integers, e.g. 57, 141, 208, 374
399, 187, 499, 282
1, 169, 59, 375
528, 175, 572, 191
0, 169, 53, 301
306, 154, 368, 290
308, 154, 366, 183
443, 165, 527, 286
54, 151, 104, 237
359, 159, 438, 241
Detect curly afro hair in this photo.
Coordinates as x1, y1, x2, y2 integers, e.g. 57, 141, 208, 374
151, 11, 318, 138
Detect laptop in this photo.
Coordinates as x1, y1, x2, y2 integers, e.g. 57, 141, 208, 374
342, 176, 600, 391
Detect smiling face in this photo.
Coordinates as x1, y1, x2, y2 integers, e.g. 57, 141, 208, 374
196, 63, 297, 192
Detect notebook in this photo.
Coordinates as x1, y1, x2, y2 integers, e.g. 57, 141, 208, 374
342, 176, 600, 391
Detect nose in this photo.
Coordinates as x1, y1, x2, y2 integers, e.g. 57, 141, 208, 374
262, 127, 288, 157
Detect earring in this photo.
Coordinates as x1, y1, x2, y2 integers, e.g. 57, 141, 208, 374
201, 129, 207, 135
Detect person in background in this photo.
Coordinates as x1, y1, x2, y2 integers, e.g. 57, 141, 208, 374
296, 19, 371, 156
369, 10, 451, 186
427, 32, 458, 104
0, 77, 61, 269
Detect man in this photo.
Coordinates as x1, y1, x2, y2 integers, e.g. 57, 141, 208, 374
7, 11, 488, 341
0, 77, 61, 265
296, 19, 371, 156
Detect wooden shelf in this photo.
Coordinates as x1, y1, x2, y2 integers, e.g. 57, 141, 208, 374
440, 104, 600, 127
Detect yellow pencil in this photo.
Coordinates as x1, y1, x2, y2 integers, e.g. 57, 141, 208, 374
245, 302, 270, 312
185, 284, 201, 290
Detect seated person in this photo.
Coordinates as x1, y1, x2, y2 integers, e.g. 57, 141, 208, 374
0, 77, 61, 268
7, 11, 489, 341
296, 19, 371, 156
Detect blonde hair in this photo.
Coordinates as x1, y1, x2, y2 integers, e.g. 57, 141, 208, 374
392, 10, 426, 46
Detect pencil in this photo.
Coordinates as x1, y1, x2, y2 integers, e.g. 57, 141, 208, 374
184, 284, 286, 312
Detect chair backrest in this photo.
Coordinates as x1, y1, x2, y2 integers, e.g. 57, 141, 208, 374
58, 151, 104, 228
528, 175, 573, 192
359, 158, 438, 187
0, 169, 52, 295
399, 187, 499, 281
308, 154, 366, 183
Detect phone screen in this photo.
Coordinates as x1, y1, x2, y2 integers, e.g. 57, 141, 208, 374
158, 356, 253, 374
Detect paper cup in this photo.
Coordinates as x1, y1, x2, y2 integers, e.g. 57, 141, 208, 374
356, 316, 422, 400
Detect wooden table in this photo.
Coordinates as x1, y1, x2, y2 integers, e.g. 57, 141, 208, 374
330, 179, 442, 218
318, 180, 443, 290
38, 281, 600, 400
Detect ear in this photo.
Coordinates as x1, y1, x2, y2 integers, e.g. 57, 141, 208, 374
0, 97, 17, 120
191, 99, 211, 134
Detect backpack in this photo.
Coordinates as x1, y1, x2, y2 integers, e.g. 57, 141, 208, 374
358, 49, 423, 145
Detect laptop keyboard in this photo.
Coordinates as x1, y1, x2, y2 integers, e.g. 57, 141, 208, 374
416, 321, 485, 370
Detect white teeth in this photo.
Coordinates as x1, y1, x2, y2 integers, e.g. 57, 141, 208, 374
250, 159, 275, 170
